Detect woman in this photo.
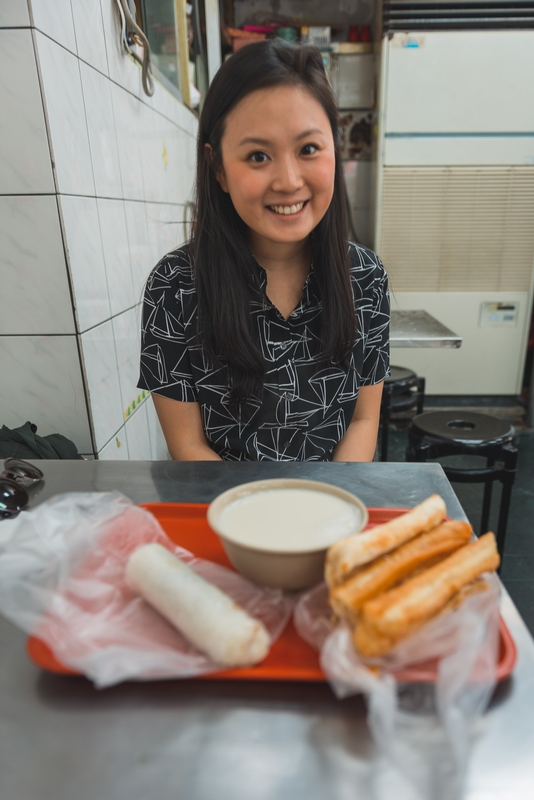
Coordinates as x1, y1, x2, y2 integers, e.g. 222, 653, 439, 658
138, 40, 389, 461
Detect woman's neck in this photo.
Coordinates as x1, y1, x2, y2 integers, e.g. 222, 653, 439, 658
249, 236, 312, 320
249, 236, 311, 279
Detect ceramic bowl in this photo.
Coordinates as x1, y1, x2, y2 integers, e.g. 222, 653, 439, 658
207, 478, 368, 590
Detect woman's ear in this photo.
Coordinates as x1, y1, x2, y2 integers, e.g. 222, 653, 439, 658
204, 143, 228, 192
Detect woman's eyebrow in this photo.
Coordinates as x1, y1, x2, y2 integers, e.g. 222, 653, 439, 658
237, 128, 325, 147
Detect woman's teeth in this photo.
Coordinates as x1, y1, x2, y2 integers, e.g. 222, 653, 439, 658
270, 202, 305, 215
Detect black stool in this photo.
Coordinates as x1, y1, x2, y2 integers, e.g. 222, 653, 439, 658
380, 366, 425, 461
406, 410, 517, 560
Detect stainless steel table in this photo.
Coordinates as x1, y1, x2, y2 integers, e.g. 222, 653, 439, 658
1, 461, 533, 800
391, 309, 462, 348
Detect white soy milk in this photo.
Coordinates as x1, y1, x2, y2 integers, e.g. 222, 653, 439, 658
218, 488, 361, 552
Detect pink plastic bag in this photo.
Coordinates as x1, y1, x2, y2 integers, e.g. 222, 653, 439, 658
295, 578, 501, 800
0, 492, 293, 688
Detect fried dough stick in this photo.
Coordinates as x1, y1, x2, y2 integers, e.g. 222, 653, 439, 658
325, 494, 446, 588
330, 519, 473, 625
354, 532, 500, 657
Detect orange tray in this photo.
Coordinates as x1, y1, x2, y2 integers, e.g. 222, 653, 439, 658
26, 503, 517, 684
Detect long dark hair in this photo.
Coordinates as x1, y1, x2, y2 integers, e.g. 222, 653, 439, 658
192, 39, 355, 408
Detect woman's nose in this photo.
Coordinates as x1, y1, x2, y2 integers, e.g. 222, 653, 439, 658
271, 156, 304, 193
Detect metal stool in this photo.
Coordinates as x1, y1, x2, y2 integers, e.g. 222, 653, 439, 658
379, 366, 425, 461
406, 410, 517, 560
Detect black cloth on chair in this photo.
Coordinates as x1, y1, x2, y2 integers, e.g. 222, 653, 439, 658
0, 422, 83, 460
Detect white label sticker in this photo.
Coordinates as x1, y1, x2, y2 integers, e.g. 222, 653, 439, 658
391, 33, 425, 49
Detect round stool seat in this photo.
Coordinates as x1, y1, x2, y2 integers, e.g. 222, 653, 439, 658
385, 366, 418, 387
410, 410, 514, 447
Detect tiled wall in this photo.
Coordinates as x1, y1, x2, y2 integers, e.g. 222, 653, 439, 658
0, 0, 198, 459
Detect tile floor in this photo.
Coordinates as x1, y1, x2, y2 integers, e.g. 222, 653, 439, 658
382, 420, 534, 635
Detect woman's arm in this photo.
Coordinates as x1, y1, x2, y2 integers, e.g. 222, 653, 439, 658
332, 382, 384, 463
152, 393, 222, 461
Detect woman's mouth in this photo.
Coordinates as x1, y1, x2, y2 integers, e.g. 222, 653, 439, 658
268, 200, 308, 216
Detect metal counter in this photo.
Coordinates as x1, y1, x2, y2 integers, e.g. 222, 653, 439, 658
1, 461, 532, 800
391, 309, 462, 348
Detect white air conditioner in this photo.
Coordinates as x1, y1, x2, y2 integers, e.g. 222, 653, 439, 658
375, 30, 534, 394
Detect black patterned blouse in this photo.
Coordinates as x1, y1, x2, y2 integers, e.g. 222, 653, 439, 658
137, 242, 390, 461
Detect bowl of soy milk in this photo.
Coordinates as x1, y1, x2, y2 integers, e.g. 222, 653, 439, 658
207, 479, 368, 590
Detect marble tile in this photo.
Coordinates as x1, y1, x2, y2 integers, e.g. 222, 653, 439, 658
0, 196, 74, 335
35, 31, 95, 196
0, 0, 30, 26
146, 397, 171, 460
71, 0, 108, 75
80, 318, 124, 451
98, 426, 130, 460
97, 198, 135, 317
124, 402, 152, 460
139, 103, 164, 203
111, 82, 145, 200
30, 0, 76, 53
145, 202, 167, 266
0, 29, 54, 194
100, 0, 143, 97
172, 127, 197, 206
80, 61, 122, 198
0, 334, 93, 453
112, 306, 142, 417
150, 84, 199, 138
60, 195, 111, 332
124, 200, 152, 300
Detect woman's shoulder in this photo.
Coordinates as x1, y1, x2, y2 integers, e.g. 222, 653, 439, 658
146, 243, 195, 291
348, 241, 387, 282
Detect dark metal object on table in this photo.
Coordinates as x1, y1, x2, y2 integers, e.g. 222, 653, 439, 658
390, 309, 462, 348
380, 366, 425, 461
406, 411, 517, 560
0, 458, 43, 519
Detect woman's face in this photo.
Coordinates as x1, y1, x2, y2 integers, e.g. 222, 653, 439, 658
215, 84, 336, 254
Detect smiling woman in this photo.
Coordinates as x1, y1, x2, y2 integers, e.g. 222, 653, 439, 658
137, 40, 390, 463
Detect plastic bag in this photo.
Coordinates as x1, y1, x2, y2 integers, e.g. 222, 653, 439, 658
0, 492, 293, 688
295, 578, 501, 800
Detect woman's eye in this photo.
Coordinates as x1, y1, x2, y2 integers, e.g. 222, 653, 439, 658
301, 144, 318, 156
249, 151, 269, 163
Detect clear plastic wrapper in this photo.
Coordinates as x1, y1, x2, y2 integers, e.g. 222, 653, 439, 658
295, 577, 501, 800
0, 492, 293, 688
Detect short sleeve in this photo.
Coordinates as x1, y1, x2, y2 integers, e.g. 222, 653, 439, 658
137, 251, 198, 402
350, 245, 390, 387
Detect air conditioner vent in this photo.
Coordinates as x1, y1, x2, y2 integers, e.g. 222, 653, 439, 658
378, 166, 534, 292
383, 0, 534, 32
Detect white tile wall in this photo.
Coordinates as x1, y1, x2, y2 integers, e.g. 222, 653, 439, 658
0, 0, 31, 27
124, 200, 152, 300
0, 335, 93, 453
0, 29, 54, 194
99, 427, 130, 460
71, 0, 108, 76
35, 31, 95, 196
163, 123, 197, 206
60, 194, 111, 332
80, 61, 122, 198
1, 3, 198, 462
0, 195, 74, 335
97, 198, 135, 317
112, 306, 142, 416
112, 81, 146, 201
124, 402, 152, 460
80, 319, 124, 451
30, 0, 77, 53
